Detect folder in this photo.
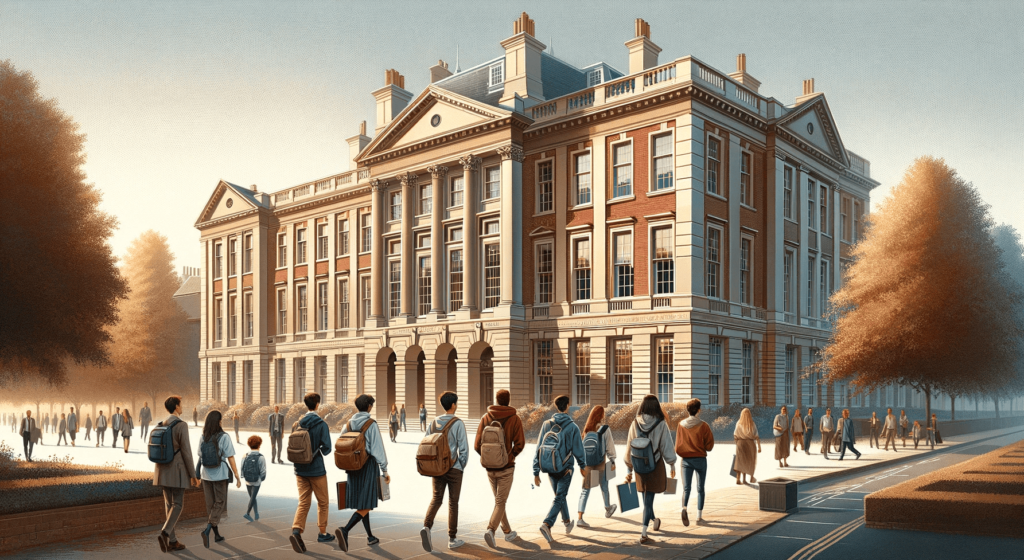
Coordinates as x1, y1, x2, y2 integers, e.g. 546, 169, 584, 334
378, 476, 391, 501
605, 461, 617, 481
336, 482, 347, 510
617, 482, 639, 513
664, 477, 678, 495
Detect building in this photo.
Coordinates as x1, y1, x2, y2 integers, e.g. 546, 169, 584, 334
194, 13, 879, 420
172, 267, 202, 398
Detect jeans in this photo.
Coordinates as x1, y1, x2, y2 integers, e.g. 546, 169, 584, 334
682, 457, 707, 510
578, 473, 610, 512
424, 468, 464, 539
543, 469, 574, 527
642, 491, 657, 527
161, 487, 184, 542
839, 440, 860, 460
246, 484, 261, 516
803, 431, 813, 452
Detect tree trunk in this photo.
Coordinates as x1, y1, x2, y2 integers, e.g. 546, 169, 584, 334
995, 397, 1000, 419
924, 387, 932, 424
951, 396, 956, 421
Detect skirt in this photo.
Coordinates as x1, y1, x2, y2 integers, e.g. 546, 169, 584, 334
735, 438, 757, 476
636, 458, 667, 493
345, 456, 380, 511
775, 432, 790, 460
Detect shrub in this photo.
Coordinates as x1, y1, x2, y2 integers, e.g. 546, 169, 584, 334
196, 401, 229, 422
0, 471, 163, 516
517, 403, 553, 436
226, 403, 262, 428
283, 402, 310, 428
249, 405, 275, 429
319, 403, 357, 431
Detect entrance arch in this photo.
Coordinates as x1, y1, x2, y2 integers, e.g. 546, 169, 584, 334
374, 346, 397, 421
480, 347, 494, 411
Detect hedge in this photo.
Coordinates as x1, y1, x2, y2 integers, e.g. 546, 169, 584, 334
0, 471, 161, 516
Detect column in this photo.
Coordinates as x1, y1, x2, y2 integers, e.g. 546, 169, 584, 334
459, 154, 480, 312
370, 179, 386, 324
400, 173, 416, 319
674, 115, 705, 298
797, 167, 809, 324
427, 165, 447, 316
327, 213, 338, 335
728, 136, 742, 304
497, 144, 525, 307
769, 152, 786, 317
832, 185, 842, 294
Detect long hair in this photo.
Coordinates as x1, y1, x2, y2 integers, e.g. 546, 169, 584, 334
583, 406, 605, 434
637, 395, 665, 422
734, 407, 758, 439
202, 410, 223, 442
123, 409, 132, 422
390, 403, 398, 414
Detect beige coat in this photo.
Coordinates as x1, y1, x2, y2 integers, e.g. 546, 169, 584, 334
153, 414, 196, 488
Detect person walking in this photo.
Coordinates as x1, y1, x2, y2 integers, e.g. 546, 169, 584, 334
140, 402, 153, 440
44, 412, 50, 434
868, 411, 881, 449
929, 414, 941, 449
791, 409, 805, 453
51, 413, 59, 435
20, 410, 36, 461
837, 409, 862, 460
820, 408, 835, 459
474, 389, 525, 548
122, 409, 134, 453
96, 410, 107, 447
241, 435, 267, 522
803, 408, 814, 455
154, 396, 199, 553
288, 392, 336, 552
899, 410, 910, 448
196, 410, 241, 549
675, 398, 713, 529
57, 413, 68, 445
68, 407, 79, 447
774, 406, 791, 467
400, 404, 408, 432
193, 406, 198, 427
534, 395, 586, 543
419, 403, 428, 432
576, 405, 617, 529
84, 413, 93, 441
624, 395, 678, 545
733, 407, 761, 485
912, 420, 924, 449
233, 412, 241, 444
268, 405, 285, 464
334, 394, 391, 553
419, 391, 470, 552
388, 404, 399, 443
883, 408, 898, 452
111, 406, 123, 448
833, 411, 844, 454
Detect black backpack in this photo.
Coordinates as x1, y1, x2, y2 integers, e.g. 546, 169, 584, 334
241, 452, 262, 483
148, 418, 180, 464
200, 433, 224, 469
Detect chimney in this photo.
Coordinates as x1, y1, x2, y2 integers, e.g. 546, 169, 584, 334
346, 120, 371, 172
796, 78, 818, 104
429, 59, 452, 84
372, 69, 413, 134
728, 53, 761, 93
625, 18, 661, 74
499, 12, 546, 107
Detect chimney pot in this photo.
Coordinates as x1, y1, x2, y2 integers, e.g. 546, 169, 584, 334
499, 13, 546, 106
513, 12, 535, 36
625, 18, 661, 74
372, 71, 412, 133
737, 53, 746, 73
250, 184, 257, 192
429, 59, 453, 84
728, 53, 760, 93
635, 18, 651, 39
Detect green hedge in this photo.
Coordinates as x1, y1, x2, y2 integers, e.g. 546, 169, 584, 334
0, 471, 160, 516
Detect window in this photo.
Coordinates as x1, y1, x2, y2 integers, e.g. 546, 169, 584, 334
214, 243, 223, 279
484, 243, 500, 308
275, 358, 286, 403
388, 261, 401, 319
212, 363, 221, 401
317, 282, 328, 331
653, 227, 674, 295
706, 227, 721, 299
449, 249, 463, 312
316, 223, 328, 260
243, 360, 253, 403
489, 62, 504, 87
613, 339, 633, 404
652, 134, 673, 191
315, 356, 327, 398
294, 358, 306, 402
360, 276, 371, 325
338, 278, 349, 328
243, 234, 252, 273
807, 255, 816, 317
709, 338, 722, 405
484, 220, 500, 235
360, 213, 372, 253
244, 292, 253, 338
228, 295, 237, 340
536, 161, 553, 213
587, 68, 602, 87
573, 238, 591, 301
574, 340, 591, 405
740, 152, 751, 206
419, 184, 432, 215
296, 228, 307, 264
337, 219, 349, 256
807, 348, 820, 406
297, 285, 308, 332
277, 288, 287, 333
820, 185, 829, 235
853, 201, 862, 243
807, 179, 817, 230
418, 256, 431, 316
535, 241, 553, 304
612, 143, 633, 198
389, 191, 402, 221
783, 166, 793, 219
277, 233, 287, 268
337, 355, 349, 404
228, 238, 237, 276
706, 137, 721, 195
785, 347, 795, 405
214, 298, 223, 341
227, 362, 237, 405
449, 176, 464, 208
742, 341, 754, 405
449, 228, 463, 242
484, 166, 500, 200
656, 337, 674, 403
613, 231, 633, 298
820, 259, 830, 317
740, 238, 751, 304
419, 234, 431, 249
841, 198, 850, 242
783, 250, 794, 314
535, 340, 553, 404
573, 152, 591, 206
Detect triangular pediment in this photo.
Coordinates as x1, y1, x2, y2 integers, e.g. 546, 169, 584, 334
779, 95, 848, 165
195, 180, 262, 226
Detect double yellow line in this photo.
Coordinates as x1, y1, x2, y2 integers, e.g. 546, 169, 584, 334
786, 517, 865, 560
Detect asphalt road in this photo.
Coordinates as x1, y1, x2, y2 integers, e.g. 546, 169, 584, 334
707, 428, 1024, 560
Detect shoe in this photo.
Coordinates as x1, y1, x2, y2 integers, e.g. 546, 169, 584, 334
420, 526, 432, 552
289, 530, 305, 553
201, 526, 211, 549
681, 509, 690, 527
696, 518, 709, 526
504, 531, 518, 542
243, 513, 253, 522
539, 523, 553, 542
857, 454, 862, 460
167, 541, 186, 552
254, 511, 260, 521
158, 531, 169, 553
605, 504, 617, 518
484, 529, 496, 549
335, 528, 348, 552
640, 534, 652, 544
652, 518, 661, 532
367, 536, 380, 546
214, 534, 225, 543
750, 477, 757, 483
317, 533, 335, 543
564, 520, 574, 534
577, 519, 590, 528
448, 538, 465, 549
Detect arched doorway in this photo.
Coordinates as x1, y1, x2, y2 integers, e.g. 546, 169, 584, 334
386, 352, 396, 414
446, 349, 458, 395
480, 348, 494, 410
417, 351, 426, 411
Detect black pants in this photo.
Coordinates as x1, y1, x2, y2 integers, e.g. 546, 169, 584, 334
23, 434, 33, 460
57, 431, 68, 445
424, 468, 464, 539
270, 433, 283, 462
142, 422, 150, 440
111, 429, 119, 447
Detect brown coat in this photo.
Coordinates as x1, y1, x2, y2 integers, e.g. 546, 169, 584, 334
674, 420, 716, 458
153, 414, 196, 488
473, 405, 526, 470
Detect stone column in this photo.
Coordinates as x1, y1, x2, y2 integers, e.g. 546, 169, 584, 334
832, 184, 842, 294
496, 144, 524, 308
370, 179, 386, 324
400, 173, 416, 319
459, 155, 480, 313
427, 166, 447, 316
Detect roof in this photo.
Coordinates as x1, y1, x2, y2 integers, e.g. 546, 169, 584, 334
173, 275, 201, 297
173, 275, 201, 321
222, 181, 267, 209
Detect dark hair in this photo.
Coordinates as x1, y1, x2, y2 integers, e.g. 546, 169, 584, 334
355, 394, 375, 412
496, 389, 511, 407
583, 405, 605, 434
202, 410, 224, 442
686, 398, 701, 417
123, 409, 132, 421
554, 395, 570, 412
439, 391, 458, 412
164, 395, 181, 414
248, 435, 262, 449
303, 392, 321, 410
639, 395, 666, 422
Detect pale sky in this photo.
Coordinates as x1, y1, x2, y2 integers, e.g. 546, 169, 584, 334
2, 0, 1022, 270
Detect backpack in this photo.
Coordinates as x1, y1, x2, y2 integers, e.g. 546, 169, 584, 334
334, 419, 375, 471
200, 433, 224, 469
147, 418, 181, 464
288, 421, 315, 464
583, 425, 609, 468
537, 420, 572, 474
479, 417, 509, 469
629, 419, 663, 475
242, 453, 262, 483
416, 418, 459, 477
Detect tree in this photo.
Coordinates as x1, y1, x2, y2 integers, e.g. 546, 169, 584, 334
822, 157, 1020, 420
0, 60, 128, 387
992, 223, 1024, 415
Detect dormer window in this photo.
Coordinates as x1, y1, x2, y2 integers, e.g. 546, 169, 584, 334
587, 68, 603, 87
489, 62, 504, 88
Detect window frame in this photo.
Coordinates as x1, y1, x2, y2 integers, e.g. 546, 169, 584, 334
783, 249, 795, 314
448, 175, 464, 209
243, 233, 253, 273
820, 184, 830, 236
296, 284, 308, 332
483, 241, 501, 309
277, 233, 287, 269
417, 254, 431, 317
783, 165, 794, 220
534, 340, 554, 404
572, 339, 591, 405
359, 274, 371, 327
488, 61, 504, 89
587, 67, 602, 87
706, 225, 723, 299
214, 242, 223, 279
706, 134, 722, 196
228, 237, 237, 277
483, 165, 501, 201
535, 158, 554, 215
337, 277, 349, 329
388, 190, 402, 222
276, 287, 287, 333
807, 254, 816, 318
359, 212, 372, 254
214, 297, 223, 341
534, 239, 554, 305
244, 291, 253, 339
316, 223, 329, 261
651, 223, 674, 296
741, 341, 755, 405
650, 130, 674, 193
611, 227, 634, 298
739, 150, 752, 207
611, 139, 634, 199
841, 196, 850, 242
820, 258, 831, 318
611, 338, 633, 404
571, 149, 592, 207
740, 235, 753, 305
655, 336, 674, 403
316, 281, 328, 332
418, 183, 432, 216
708, 337, 723, 405
296, 228, 307, 265
784, 346, 795, 405
337, 218, 349, 257
807, 178, 817, 230
388, 257, 401, 320
571, 234, 592, 302
228, 294, 237, 340
448, 247, 463, 313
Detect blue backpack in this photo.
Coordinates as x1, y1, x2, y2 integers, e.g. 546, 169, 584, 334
242, 452, 262, 483
200, 433, 225, 469
537, 420, 571, 474
583, 425, 609, 467
147, 418, 180, 464
629, 419, 662, 475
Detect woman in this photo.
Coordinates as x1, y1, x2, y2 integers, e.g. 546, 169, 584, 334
734, 408, 761, 484
388, 404, 399, 443
196, 410, 241, 548
399, 404, 407, 432
84, 413, 92, 441
335, 394, 391, 551
774, 406, 790, 467
869, 411, 880, 448
233, 411, 241, 444
912, 420, 924, 449
624, 395, 677, 544
122, 409, 134, 453
577, 405, 617, 527
419, 403, 427, 432
57, 413, 68, 445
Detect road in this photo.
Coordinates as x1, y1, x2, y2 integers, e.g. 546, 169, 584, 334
707, 428, 1024, 560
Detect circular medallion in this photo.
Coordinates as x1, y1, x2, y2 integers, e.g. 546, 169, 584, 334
431, 114, 441, 127
226, 198, 233, 208
807, 122, 814, 135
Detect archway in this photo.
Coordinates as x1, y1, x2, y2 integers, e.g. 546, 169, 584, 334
386, 352, 396, 414
446, 349, 458, 395
480, 348, 494, 411
417, 351, 426, 412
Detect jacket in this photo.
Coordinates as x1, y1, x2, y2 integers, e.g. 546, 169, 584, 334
884, 414, 897, 430
343, 412, 388, 472
293, 411, 332, 478
153, 415, 197, 488
820, 415, 834, 432
85, 417, 92, 430
791, 414, 805, 433
533, 412, 586, 476
674, 415, 714, 458
427, 414, 468, 471
111, 413, 123, 431
140, 407, 152, 424
96, 415, 107, 430
268, 412, 285, 435
67, 413, 78, 433
474, 405, 526, 471
20, 417, 35, 436
122, 416, 134, 437
627, 414, 678, 472
900, 415, 909, 428
804, 414, 814, 434
841, 418, 856, 443
59, 418, 67, 433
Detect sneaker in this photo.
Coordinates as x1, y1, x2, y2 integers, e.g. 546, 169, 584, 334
652, 518, 661, 532
289, 530, 305, 553
681, 509, 690, 527
242, 513, 253, 522
334, 528, 348, 552
484, 529, 496, 549
367, 536, 380, 546
577, 519, 590, 528
639, 534, 652, 544
448, 538, 465, 549
605, 504, 618, 518
254, 511, 260, 521
317, 533, 335, 543
420, 526, 432, 552
564, 520, 574, 534
504, 531, 518, 542
539, 523, 553, 542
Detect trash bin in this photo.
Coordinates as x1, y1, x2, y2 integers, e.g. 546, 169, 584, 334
759, 477, 798, 513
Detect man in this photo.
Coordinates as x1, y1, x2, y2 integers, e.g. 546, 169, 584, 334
154, 396, 200, 553
140, 402, 153, 440
20, 410, 36, 461
400, 404, 407, 432
67, 407, 78, 447
420, 392, 470, 552
290, 392, 336, 551
929, 413, 939, 450
419, 403, 428, 432
193, 406, 198, 427
837, 409, 862, 460
96, 410, 108, 447
111, 406, 123, 447
791, 408, 805, 452
44, 412, 50, 433
474, 389, 524, 548
899, 410, 909, 448
819, 408, 834, 460
268, 405, 285, 464
802, 408, 814, 456
533, 395, 586, 543
883, 407, 898, 452
85, 413, 93, 441
869, 411, 881, 449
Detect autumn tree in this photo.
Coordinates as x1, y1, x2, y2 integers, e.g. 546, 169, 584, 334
992, 223, 1024, 417
822, 157, 1020, 420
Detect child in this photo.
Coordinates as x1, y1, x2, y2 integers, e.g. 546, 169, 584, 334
242, 435, 267, 522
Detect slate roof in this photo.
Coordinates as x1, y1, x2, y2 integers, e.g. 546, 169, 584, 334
173, 276, 201, 321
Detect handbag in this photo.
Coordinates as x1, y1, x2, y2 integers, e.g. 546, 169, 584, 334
729, 454, 738, 478
336, 481, 347, 510
617, 482, 639, 513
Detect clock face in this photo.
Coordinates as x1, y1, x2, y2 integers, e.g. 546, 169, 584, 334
226, 198, 233, 208
431, 114, 441, 127
807, 122, 814, 135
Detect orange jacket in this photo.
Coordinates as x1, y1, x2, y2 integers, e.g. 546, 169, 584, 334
674, 420, 715, 458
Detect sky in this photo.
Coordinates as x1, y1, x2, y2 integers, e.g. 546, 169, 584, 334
2, 0, 1022, 271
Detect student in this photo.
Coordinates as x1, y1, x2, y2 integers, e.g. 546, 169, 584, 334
899, 410, 910, 448
196, 410, 241, 549
929, 414, 940, 449
474, 389, 525, 548
140, 402, 153, 440
233, 411, 241, 444
420, 391, 470, 551
533, 395, 586, 543
868, 411, 880, 449
388, 404, 400, 443
419, 403, 428, 432
674, 398, 712, 529
802, 408, 814, 456
400, 404, 407, 432
576, 405, 617, 528
791, 408, 805, 452
883, 407, 898, 452
833, 411, 844, 454
84, 413, 92, 441
122, 409, 134, 453
773, 406, 790, 467
241, 435, 267, 522
154, 395, 199, 553
288, 392, 335, 552
334, 394, 391, 552
67, 407, 78, 447
625, 395, 677, 544
44, 412, 50, 433
193, 406, 198, 427
111, 406, 122, 448
268, 405, 285, 464
20, 410, 36, 461
733, 407, 761, 485
837, 409, 862, 460
819, 408, 835, 459
57, 413, 68, 445
912, 420, 924, 449
96, 410, 107, 447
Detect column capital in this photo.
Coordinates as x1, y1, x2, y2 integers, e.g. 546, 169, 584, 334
496, 143, 525, 162
459, 154, 481, 170
426, 165, 448, 179
370, 178, 388, 192
397, 173, 418, 189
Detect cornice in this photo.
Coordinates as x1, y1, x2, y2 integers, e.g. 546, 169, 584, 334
363, 117, 523, 166
196, 207, 264, 231
268, 185, 373, 219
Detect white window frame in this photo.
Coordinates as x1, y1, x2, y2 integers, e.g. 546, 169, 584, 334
228, 237, 237, 277
740, 150, 753, 207
359, 212, 372, 254
275, 358, 286, 403
244, 291, 253, 338
337, 278, 349, 329
611, 226, 634, 298
784, 346, 795, 405
783, 165, 794, 220
807, 178, 817, 230
449, 176, 464, 208
316, 281, 328, 331
243, 233, 253, 273
741, 341, 754, 405
820, 184, 830, 236
709, 337, 723, 405
359, 274, 371, 327
277, 233, 287, 269
611, 139, 633, 199
337, 219, 349, 256
573, 339, 592, 405
483, 241, 501, 309
388, 256, 401, 320
419, 183, 432, 216
841, 197, 850, 242
820, 258, 830, 318
228, 294, 237, 340
316, 223, 329, 261
535, 158, 554, 215
651, 223, 674, 296
655, 336, 674, 403
571, 149, 592, 207
483, 166, 500, 201
611, 338, 633, 404
534, 239, 554, 305
488, 61, 504, 89
650, 130, 674, 193
571, 233, 592, 302
296, 284, 308, 332
740, 235, 753, 305
389, 190, 402, 222
534, 340, 554, 404
706, 134, 722, 196
807, 254, 816, 317
214, 297, 223, 341
587, 67, 602, 87
417, 254, 431, 316
214, 242, 223, 279
783, 249, 795, 314
706, 225, 723, 299
277, 287, 287, 333
296, 228, 307, 265
448, 246, 463, 313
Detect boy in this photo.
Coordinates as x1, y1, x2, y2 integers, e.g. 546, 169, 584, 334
533, 395, 586, 543
420, 392, 469, 551
242, 435, 267, 522
289, 392, 335, 552
474, 389, 525, 548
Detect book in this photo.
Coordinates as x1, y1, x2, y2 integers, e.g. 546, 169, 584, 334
605, 461, 617, 481
378, 476, 391, 501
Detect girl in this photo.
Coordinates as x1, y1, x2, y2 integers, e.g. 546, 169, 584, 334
121, 409, 134, 453
196, 410, 241, 548
577, 406, 617, 527
335, 394, 391, 552
624, 395, 677, 544
773, 406, 790, 467
388, 404, 399, 443
734, 408, 761, 484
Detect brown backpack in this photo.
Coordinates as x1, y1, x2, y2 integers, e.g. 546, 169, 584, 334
416, 418, 458, 477
334, 419, 375, 471
287, 421, 314, 464
479, 416, 510, 469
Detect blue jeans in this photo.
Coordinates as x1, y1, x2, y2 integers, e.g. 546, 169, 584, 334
642, 491, 657, 527
544, 470, 573, 527
839, 440, 860, 460
682, 457, 707, 510
577, 474, 610, 513
245, 484, 260, 515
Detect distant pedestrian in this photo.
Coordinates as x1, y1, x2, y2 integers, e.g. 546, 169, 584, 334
51, 413, 58, 434
154, 396, 199, 553
833, 412, 844, 454
868, 411, 880, 448
419, 392, 469, 552
193, 406, 198, 427
57, 413, 68, 445
388, 404, 399, 443
575, 405, 616, 529
474, 389, 525, 548
333, 394, 390, 553
85, 414, 92, 441
534, 395, 586, 543
233, 412, 241, 443
803, 408, 814, 455
625, 394, 678, 545
733, 407, 761, 484
111, 406, 123, 447
241, 435, 267, 522
899, 410, 909, 448
122, 409, 134, 453
20, 410, 36, 461
68, 407, 79, 447
288, 392, 335, 552
196, 410, 241, 549
96, 411, 108, 446
912, 420, 924, 448
419, 403, 428, 432
774, 406, 791, 467
140, 402, 153, 440
675, 398, 711, 530
268, 405, 285, 464
883, 408, 898, 452
791, 409, 805, 452
400, 404, 407, 432
837, 409, 862, 460
44, 413, 50, 433
820, 408, 835, 459
929, 414, 940, 449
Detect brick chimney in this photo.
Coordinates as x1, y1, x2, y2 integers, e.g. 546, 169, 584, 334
625, 18, 661, 74
796, 78, 819, 104
728, 54, 761, 93
346, 121, 371, 171
372, 69, 413, 134
429, 60, 452, 83
499, 12, 546, 106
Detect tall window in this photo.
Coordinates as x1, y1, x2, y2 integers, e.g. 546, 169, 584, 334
337, 355, 349, 403
706, 227, 721, 298
853, 201, 861, 243
389, 191, 402, 221
243, 360, 253, 403
574, 340, 591, 405
316, 224, 328, 260
484, 166, 500, 200
337, 279, 349, 329
212, 363, 221, 401
228, 295, 237, 340
243, 234, 252, 273
656, 337, 674, 403
613, 339, 633, 404
807, 179, 817, 230
783, 166, 793, 219
820, 185, 829, 235
277, 233, 287, 267
388, 261, 401, 318
297, 285, 308, 332
612, 143, 633, 198
784, 251, 794, 314
708, 338, 722, 405
360, 213, 372, 253
484, 243, 501, 308
214, 298, 223, 341
296, 228, 307, 264
740, 152, 751, 205
277, 288, 287, 333
337, 219, 349, 256
740, 238, 751, 304
820, 259, 830, 317
244, 292, 253, 338
275, 358, 286, 403
807, 255, 816, 317
449, 176, 464, 208
536, 161, 553, 213
449, 249, 463, 312
419, 184, 432, 215
652, 134, 673, 191
535, 340, 553, 404
807, 348, 820, 406
613, 231, 633, 298
315, 356, 327, 397
785, 347, 795, 404
228, 238, 237, 276
573, 238, 591, 301
535, 242, 553, 304
294, 358, 306, 402
742, 341, 754, 405
841, 198, 850, 241
317, 282, 328, 331
706, 137, 721, 195
418, 256, 431, 316
573, 152, 591, 206
214, 243, 223, 279
360, 276, 371, 325
653, 227, 674, 295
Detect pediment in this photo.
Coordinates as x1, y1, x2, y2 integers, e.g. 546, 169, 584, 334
196, 181, 261, 226
779, 95, 848, 165
529, 227, 554, 237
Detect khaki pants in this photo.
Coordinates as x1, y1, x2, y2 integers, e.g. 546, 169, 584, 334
203, 480, 229, 526
820, 431, 833, 455
293, 475, 329, 535
884, 428, 898, 450
486, 467, 514, 533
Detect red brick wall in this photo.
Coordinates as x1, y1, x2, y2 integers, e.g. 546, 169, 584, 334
522, 149, 558, 305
